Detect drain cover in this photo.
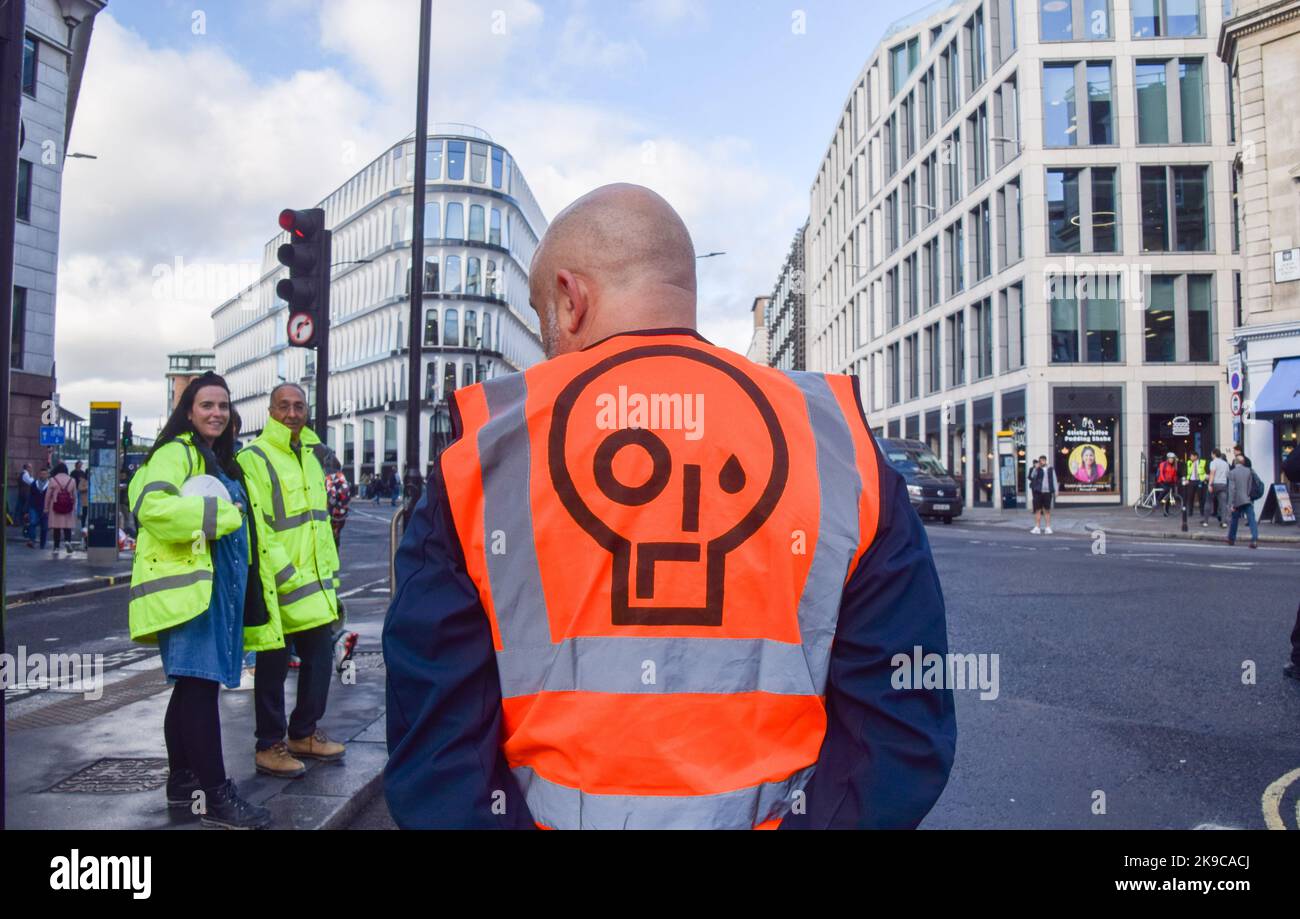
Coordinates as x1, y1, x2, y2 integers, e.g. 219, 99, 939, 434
45, 758, 170, 794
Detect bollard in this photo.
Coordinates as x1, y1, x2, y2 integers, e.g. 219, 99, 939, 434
1181, 483, 1189, 532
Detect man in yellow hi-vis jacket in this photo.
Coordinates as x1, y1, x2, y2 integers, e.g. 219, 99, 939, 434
238, 383, 343, 778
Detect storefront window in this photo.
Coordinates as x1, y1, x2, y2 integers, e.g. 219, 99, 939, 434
1148, 412, 1212, 474
1054, 413, 1120, 496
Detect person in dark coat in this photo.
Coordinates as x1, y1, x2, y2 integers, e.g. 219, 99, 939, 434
1285, 447, 1300, 682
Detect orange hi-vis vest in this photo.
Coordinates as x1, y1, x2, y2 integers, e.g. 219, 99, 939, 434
439, 330, 883, 829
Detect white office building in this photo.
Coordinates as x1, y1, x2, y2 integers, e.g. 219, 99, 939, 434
808, 0, 1240, 509
212, 125, 546, 481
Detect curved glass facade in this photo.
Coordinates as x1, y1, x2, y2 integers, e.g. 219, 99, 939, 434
213, 126, 547, 480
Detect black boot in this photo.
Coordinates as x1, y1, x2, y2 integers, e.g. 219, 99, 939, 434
166, 768, 201, 809
200, 779, 272, 830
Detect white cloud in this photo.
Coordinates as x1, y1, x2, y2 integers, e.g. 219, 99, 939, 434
632, 0, 708, 28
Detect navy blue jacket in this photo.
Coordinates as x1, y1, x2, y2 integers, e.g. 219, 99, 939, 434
383, 435, 957, 829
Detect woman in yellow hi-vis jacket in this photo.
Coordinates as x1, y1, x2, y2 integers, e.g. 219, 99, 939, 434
127, 372, 271, 830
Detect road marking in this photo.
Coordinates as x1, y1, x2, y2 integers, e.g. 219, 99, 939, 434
1262, 767, 1300, 830
338, 576, 390, 599
43, 637, 58, 642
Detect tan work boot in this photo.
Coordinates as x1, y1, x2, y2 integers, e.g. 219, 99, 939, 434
287, 730, 345, 762
255, 741, 307, 778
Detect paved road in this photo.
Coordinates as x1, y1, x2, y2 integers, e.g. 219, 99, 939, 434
347, 518, 1300, 830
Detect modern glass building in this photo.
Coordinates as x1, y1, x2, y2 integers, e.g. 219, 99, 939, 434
212, 125, 547, 482
808, 0, 1239, 508
768, 222, 808, 372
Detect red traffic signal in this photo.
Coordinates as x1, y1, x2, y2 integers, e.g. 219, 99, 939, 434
279, 208, 324, 239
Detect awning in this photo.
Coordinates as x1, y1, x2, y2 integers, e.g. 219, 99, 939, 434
1255, 357, 1300, 417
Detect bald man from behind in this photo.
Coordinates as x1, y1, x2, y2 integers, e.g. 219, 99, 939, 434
383, 184, 956, 829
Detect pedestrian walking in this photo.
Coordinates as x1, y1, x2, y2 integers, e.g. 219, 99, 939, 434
238, 382, 344, 779
384, 184, 955, 829
70, 460, 89, 531
18, 463, 35, 543
1226, 451, 1262, 549
323, 457, 351, 550
44, 462, 77, 557
26, 468, 49, 549
127, 372, 271, 829
388, 468, 401, 507
1028, 455, 1056, 534
1207, 448, 1230, 528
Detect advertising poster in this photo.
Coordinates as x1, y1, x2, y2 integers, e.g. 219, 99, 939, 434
1054, 414, 1119, 495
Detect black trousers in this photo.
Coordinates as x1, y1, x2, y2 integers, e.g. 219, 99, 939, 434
1291, 603, 1300, 668
254, 622, 334, 750
164, 677, 226, 790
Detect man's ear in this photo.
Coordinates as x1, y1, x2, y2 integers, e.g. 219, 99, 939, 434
556, 269, 589, 334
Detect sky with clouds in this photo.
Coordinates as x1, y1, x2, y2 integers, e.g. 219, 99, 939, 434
56, 0, 928, 435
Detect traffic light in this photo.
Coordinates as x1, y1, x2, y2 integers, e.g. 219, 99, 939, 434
122, 418, 133, 450
277, 208, 331, 349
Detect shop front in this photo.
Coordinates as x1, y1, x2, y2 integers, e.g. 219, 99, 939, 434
1146, 385, 1217, 485
973, 398, 994, 507
1001, 389, 1027, 508
1256, 357, 1300, 522
1052, 386, 1123, 505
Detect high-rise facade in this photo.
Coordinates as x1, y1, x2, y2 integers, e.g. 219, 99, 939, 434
808, 0, 1239, 509
1220, 0, 1300, 505
768, 222, 808, 372
10, 0, 105, 473
212, 126, 546, 481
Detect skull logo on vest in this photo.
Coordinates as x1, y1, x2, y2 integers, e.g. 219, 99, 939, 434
549, 346, 790, 627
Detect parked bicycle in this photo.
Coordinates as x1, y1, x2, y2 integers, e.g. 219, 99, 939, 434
1134, 484, 1183, 518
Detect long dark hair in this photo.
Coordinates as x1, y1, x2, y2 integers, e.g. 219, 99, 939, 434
145, 372, 239, 477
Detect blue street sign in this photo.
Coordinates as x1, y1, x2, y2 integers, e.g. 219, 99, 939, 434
39, 425, 65, 446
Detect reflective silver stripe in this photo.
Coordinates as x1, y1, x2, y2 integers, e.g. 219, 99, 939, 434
479, 374, 551, 650
202, 496, 218, 541
263, 508, 329, 532
280, 579, 327, 606
129, 570, 212, 602
787, 371, 862, 694
245, 446, 286, 522
512, 764, 816, 830
275, 563, 297, 587
496, 636, 815, 699
132, 481, 179, 518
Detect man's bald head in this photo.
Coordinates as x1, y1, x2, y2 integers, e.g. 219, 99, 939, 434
529, 184, 698, 357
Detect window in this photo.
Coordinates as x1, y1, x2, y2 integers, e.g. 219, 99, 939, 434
887, 342, 901, 405
887, 266, 900, 328
463, 309, 477, 346
1041, 0, 1112, 40
424, 255, 439, 292
16, 159, 32, 222
22, 35, 36, 96
489, 208, 502, 246
1140, 165, 1209, 252
905, 333, 920, 400
466, 258, 481, 296
947, 219, 965, 297
1230, 167, 1241, 253
1133, 0, 1202, 37
992, 75, 1020, 169
965, 8, 986, 93
423, 309, 439, 348
1044, 61, 1113, 146
445, 255, 462, 294
948, 310, 966, 385
492, 148, 504, 189
11, 286, 26, 369
423, 202, 440, 239
926, 322, 942, 392
940, 41, 960, 122
1144, 274, 1214, 362
446, 202, 464, 239
1048, 166, 1118, 253
425, 360, 438, 399
481, 307, 493, 349
919, 70, 935, 140
443, 361, 458, 396
999, 283, 1026, 370
925, 237, 942, 309
991, 0, 1018, 65
971, 200, 991, 281
485, 260, 498, 298
945, 128, 962, 207
468, 205, 485, 242
967, 104, 988, 187
997, 176, 1023, 267
905, 252, 920, 320
890, 37, 920, 97
1137, 58, 1205, 144
443, 308, 460, 347
1052, 292, 1122, 363
464, 364, 475, 387
973, 298, 994, 378
470, 144, 488, 183
447, 141, 466, 181
427, 140, 444, 180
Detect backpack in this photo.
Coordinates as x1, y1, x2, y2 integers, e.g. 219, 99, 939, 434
1248, 469, 1266, 502
52, 480, 74, 514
